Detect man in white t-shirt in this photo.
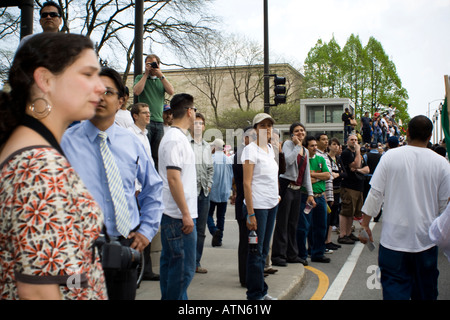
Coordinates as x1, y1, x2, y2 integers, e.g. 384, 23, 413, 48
360, 115, 450, 300
158, 93, 197, 300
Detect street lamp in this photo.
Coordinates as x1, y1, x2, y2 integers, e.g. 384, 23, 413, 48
427, 99, 444, 118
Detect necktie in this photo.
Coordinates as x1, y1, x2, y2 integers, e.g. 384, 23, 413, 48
98, 131, 130, 238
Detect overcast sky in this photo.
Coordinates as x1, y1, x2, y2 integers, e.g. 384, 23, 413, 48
209, 0, 450, 118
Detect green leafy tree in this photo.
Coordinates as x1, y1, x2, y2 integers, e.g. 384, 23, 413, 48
303, 34, 409, 123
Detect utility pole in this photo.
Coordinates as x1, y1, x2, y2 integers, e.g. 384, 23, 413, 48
263, 0, 270, 114
134, 0, 144, 103
0, 0, 34, 39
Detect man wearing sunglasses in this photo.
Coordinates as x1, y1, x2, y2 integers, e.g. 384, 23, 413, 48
39, 1, 63, 33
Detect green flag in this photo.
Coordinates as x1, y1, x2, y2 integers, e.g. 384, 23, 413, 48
442, 97, 449, 146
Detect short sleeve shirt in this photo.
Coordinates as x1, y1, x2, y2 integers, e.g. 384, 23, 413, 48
158, 127, 197, 219
241, 142, 279, 209
0, 147, 107, 300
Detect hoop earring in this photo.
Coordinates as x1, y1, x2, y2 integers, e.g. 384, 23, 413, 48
29, 98, 52, 119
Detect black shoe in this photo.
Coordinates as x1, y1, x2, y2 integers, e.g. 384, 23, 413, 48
272, 258, 287, 267
348, 233, 359, 242
142, 273, 160, 281
326, 242, 340, 250
311, 256, 331, 263
287, 257, 309, 266
212, 230, 222, 247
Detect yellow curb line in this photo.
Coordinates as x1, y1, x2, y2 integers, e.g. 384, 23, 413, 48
305, 266, 330, 300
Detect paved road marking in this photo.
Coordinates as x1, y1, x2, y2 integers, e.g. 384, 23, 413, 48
323, 222, 376, 300
305, 266, 329, 300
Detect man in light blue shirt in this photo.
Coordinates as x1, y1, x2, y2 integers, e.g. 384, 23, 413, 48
208, 139, 234, 247
61, 67, 163, 300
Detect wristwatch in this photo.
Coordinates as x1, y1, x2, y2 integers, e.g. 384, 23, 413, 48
159, 76, 165, 80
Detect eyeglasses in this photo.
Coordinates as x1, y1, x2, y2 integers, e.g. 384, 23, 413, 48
185, 107, 197, 112
103, 89, 120, 97
40, 12, 60, 18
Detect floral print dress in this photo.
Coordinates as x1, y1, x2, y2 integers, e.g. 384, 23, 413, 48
0, 147, 107, 300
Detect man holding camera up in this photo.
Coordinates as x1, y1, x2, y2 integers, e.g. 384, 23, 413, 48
133, 54, 175, 169
62, 67, 164, 300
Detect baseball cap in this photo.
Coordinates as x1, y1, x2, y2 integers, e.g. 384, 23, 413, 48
252, 113, 275, 127
163, 104, 171, 112
211, 138, 225, 151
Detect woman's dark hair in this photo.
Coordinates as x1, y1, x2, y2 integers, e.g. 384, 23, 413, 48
289, 122, 306, 135
329, 137, 341, 146
0, 32, 94, 146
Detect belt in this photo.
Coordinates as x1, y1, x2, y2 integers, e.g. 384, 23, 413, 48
288, 183, 301, 190
313, 192, 324, 198
301, 191, 324, 198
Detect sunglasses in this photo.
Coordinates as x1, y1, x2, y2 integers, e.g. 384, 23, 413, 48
41, 12, 60, 18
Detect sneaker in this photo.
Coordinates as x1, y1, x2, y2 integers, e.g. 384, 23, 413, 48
262, 294, 278, 300
326, 242, 340, 250
311, 256, 331, 263
325, 248, 333, 254
195, 266, 208, 274
212, 230, 222, 247
338, 235, 355, 244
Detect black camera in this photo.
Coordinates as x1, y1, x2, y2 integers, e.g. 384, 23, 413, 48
150, 61, 158, 69
95, 234, 141, 270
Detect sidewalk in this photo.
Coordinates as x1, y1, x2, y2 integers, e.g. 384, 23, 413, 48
136, 204, 306, 300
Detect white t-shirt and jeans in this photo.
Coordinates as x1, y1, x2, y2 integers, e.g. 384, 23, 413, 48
362, 145, 450, 300
158, 127, 197, 300
241, 142, 279, 300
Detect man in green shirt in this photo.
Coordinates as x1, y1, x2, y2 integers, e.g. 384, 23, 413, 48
297, 136, 332, 263
133, 54, 174, 169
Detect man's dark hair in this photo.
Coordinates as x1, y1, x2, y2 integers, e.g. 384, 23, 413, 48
99, 67, 126, 98
130, 102, 149, 121
170, 93, 194, 119
195, 112, 205, 125
303, 135, 316, 148
40, 1, 63, 17
408, 115, 432, 142
315, 132, 327, 141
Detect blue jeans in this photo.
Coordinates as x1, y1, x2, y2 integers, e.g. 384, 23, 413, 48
297, 195, 327, 260
378, 245, 439, 300
344, 125, 352, 144
243, 204, 278, 300
207, 201, 227, 241
196, 190, 210, 267
159, 214, 197, 300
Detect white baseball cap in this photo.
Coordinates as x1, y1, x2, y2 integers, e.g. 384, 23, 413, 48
252, 113, 275, 127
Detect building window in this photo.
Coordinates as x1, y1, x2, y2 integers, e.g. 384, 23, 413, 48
325, 105, 343, 123
307, 104, 344, 124
307, 105, 324, 123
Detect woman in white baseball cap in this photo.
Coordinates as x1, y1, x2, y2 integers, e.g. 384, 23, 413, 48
241, 113, 279, 300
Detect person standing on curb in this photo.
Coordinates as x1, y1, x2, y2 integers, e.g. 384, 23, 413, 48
158, 93, 197, 300
242, 113, 279, 300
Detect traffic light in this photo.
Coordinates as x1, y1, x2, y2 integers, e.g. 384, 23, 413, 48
273, 75, 286, 105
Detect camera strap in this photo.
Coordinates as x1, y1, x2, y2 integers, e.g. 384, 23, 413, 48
21, 114, 66, 157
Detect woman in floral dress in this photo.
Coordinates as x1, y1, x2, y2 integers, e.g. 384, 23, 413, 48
0, 33, 107, 300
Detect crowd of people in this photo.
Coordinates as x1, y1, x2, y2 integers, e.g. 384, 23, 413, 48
0, 1, 449, 301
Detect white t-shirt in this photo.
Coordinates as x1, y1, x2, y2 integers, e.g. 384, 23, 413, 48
241, 142, 279, 209
115, 109, 133, 128
364, 145, 450, 252
429, 202, 450, 262
158, 127, 197, 219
